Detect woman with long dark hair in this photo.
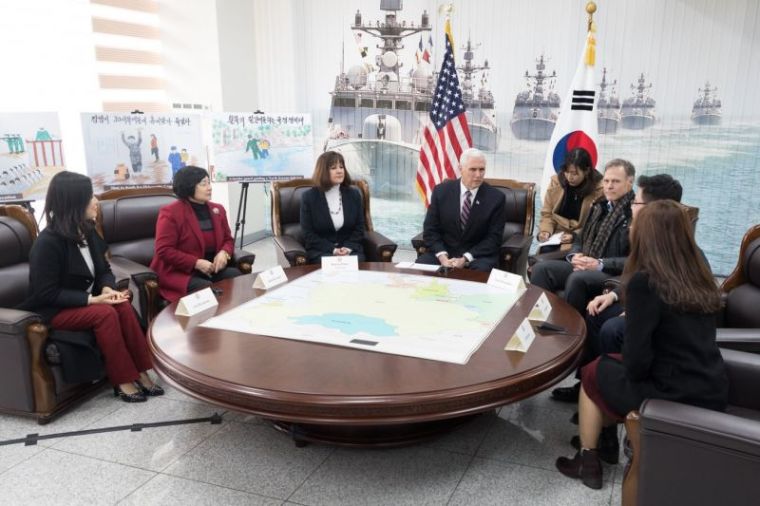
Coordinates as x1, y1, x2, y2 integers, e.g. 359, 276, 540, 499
21, 172, 162, 402
300, 151, 365, 264
151, 166, 241, 302
538, 147, 603, 248
556, 200, 727, 489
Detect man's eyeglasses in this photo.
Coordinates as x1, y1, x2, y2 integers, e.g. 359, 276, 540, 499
632, 201, 647, 206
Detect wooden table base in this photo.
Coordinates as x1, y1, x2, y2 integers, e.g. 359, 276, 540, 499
270, 413, 485, 448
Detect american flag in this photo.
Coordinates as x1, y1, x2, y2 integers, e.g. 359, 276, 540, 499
416, 20, 471, 207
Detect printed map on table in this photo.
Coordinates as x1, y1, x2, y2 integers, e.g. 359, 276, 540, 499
200, 270, 524, 364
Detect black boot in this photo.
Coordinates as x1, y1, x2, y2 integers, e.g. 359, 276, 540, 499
570, 426, 620, 464
556, 449, 603, 490
551, 382, 581, 403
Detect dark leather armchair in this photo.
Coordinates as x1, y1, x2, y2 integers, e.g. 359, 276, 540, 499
622, 348, 760, 506
96, 187, 255, 324
0, 205, 106, 424
411, 178, 536, 275
716, 223, 760, 353
270, 178, 397, 266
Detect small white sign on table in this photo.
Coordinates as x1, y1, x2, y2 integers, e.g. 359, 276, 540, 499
175, 287, 218, 316
529, 292, 553, 321
504, 317, 537, 353
487, 268, 527, 293
321, 255, 359, 274
253, 265, 288, 290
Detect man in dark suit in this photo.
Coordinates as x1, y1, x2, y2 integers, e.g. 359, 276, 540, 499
417, 148, 506, 272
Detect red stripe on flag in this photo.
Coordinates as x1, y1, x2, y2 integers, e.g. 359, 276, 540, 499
436, 128, 455, 181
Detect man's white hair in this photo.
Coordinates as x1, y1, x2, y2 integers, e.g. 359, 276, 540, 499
459, 147, 486, 167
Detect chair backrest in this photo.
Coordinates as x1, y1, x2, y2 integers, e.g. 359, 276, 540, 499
720, 224, 760, 328
484, 178, 536, 238
683, 203, 699, 230
271, 178, 376, 242
0, 205, 37, 307
96, 187, 176, 266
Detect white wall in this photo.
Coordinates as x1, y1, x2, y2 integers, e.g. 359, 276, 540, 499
159, 0, 224, 111
0, 0, 101, 175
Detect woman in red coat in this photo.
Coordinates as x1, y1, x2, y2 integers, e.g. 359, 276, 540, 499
151, 166, 241, 302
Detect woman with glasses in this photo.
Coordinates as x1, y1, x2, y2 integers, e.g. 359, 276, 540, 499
151, 166, 241, 302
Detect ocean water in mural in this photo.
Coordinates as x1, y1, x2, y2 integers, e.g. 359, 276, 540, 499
325, 114, 760, 276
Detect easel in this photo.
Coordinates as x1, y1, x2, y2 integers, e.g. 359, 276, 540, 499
233, 182, 249, 249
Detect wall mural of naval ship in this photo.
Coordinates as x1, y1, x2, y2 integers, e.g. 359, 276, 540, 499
325, 0, 498, 199
692, 82, 722, 125
510, 54, 560, 141
621, 73, 656, 130
597, 67, 620, 134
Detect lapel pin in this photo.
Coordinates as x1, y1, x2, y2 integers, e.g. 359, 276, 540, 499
212, 208, 220, 214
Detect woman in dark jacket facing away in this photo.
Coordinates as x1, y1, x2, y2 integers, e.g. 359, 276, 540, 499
21, 172, 163, 403
300, 151, 365, 264
556, 199, 728, 490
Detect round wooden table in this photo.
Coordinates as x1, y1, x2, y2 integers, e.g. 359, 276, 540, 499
148, 263, 585, 447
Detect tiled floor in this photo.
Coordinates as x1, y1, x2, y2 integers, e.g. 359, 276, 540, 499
0, 382, 624, 505
0, 239, 626, 505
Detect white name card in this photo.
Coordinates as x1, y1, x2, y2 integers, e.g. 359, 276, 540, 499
505, 318, 537, 353
487, 268, 527, 293
175, 287, 218, 316
321, 255, 359, 274
529, 292, 553, 321
253, 265, 288, 290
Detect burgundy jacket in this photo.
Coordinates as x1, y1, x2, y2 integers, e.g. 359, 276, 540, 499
150, 199, 234, 302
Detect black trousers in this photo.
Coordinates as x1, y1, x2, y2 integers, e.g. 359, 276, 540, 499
187, 266, 243, 294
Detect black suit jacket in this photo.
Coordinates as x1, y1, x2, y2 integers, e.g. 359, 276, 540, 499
20, 227, 116, 323
300, 186, 366, 263
422, 179, 506, 261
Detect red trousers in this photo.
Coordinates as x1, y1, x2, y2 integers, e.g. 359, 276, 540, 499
50, 302, 153, 385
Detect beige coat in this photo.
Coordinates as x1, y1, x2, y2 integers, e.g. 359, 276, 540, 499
539, 175, 604, 238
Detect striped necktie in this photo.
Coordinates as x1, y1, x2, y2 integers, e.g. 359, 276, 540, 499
461, 190, 472, 230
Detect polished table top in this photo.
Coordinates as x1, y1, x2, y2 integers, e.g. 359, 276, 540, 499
148, 263, 585, 426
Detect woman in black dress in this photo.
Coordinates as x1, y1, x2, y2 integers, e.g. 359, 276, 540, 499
556, 199, 728, 489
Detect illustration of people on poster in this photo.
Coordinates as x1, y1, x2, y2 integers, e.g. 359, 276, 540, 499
210, 113, 313, 182
80, 112, 204, 193
0, 112, 65, 202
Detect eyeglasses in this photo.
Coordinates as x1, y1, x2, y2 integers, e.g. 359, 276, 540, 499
632, 201, 648, 206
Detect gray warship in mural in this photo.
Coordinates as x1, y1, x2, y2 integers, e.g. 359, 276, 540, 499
597, 67, 620, 134
691, 82, 722, 125
458, 37, 499, 151
510, 54, 560, 141
326, 1, 498, 198
621, 73, 656, 130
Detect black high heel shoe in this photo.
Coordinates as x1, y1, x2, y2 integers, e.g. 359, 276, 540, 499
135, 381, 165, 397
113, 386, 147, 403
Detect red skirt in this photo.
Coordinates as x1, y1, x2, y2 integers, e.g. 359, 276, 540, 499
581, 353, 626, 422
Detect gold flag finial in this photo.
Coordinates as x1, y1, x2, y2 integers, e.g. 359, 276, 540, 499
586, 1, 597, 32
438, 3, 454, 17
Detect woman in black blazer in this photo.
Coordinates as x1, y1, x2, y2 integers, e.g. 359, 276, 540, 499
556, 200, 728, 490
20, 172, 163, 403
300, 151, 365, 264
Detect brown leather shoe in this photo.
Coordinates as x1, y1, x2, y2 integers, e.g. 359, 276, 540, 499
556, 449, 603, 490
